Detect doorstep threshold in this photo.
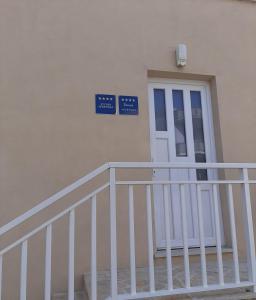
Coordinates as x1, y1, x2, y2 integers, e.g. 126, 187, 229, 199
155, 246, 233, 258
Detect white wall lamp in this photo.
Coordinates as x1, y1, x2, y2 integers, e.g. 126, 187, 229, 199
176, 44, 187, 67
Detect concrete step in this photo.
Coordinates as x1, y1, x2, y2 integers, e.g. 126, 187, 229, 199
52, 291, 87, 300
84, 260, 254, 300
191, 290, 256, 300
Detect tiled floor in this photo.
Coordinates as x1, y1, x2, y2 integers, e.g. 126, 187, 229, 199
84, 259, 255, 300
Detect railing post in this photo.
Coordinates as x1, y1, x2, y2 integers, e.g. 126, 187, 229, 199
213, 184, 224, 285
68, 210, 75, 300
197, 184, 207, 287
20, 240, 28, 300
180, 184, 190, 288
146, 185, 155, 292
164, 185, 173, 291
110, 168, 118, 298
129, 185, 136, 295
91, 195, 97, 300
45, 224, 52, 300
241, 168, 256, 291
227, 184, 240, 284
0, 255, 2, 300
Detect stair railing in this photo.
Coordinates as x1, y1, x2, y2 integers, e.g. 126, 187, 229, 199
0, 163, 110, 300
1, 162, 256, 300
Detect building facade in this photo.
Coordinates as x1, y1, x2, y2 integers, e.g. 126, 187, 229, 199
1, 0, 256, 299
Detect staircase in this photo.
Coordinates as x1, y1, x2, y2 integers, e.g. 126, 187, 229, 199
83, 260, 254, 300
1, 162, 256, 300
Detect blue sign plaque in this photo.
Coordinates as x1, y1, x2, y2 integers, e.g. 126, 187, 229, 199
95, 94, 116, 114
118, 96, 139, 115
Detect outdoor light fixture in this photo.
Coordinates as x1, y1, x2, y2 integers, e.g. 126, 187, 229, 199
176, 44, 187, 67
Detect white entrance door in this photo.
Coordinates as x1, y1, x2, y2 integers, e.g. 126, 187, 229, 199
148, 80, 219, 249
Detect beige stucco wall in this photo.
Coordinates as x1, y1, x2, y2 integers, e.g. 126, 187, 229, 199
1, 0, 256, 298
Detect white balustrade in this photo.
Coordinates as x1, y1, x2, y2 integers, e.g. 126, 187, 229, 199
0, 163, 256, 299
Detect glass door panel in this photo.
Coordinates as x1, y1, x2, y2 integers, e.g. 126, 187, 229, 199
153, 89, 167, 131
190, 90, 208, 181
172, 90, 187, 157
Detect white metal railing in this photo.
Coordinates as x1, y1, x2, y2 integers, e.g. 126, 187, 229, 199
1, 162, 256, 300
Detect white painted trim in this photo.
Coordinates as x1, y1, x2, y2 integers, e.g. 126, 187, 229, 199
148, 77, 211, 87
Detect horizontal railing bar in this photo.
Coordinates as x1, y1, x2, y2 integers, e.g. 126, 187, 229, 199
2, 162, 256, 237
112, 282, 254, 300
0, 183, 109, 256
109, 162, 256, 169
0, 164, 110, 237
2, 161, 256, 237
116, 180, 256, 185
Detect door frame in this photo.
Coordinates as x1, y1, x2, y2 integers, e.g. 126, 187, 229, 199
148, 78, 223, 249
